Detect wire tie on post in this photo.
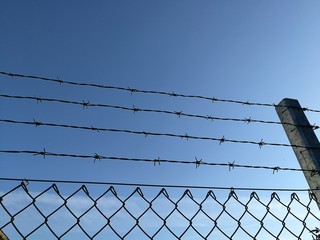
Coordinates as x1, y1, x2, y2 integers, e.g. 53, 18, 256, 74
312, 124, 320, 130
308, 189, 317, 202
195, 157, 202, 169
258, 139, 264, 149
299, 149, 306, 156
311, 169, 319, 177
282, 107, 288, 114
290, 127, 297, 133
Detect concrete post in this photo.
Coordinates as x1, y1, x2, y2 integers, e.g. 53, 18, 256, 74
276, 98, 320, 207
0, 230, 9, 240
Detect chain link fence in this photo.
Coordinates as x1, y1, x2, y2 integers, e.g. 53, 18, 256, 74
1, 181, 320, 240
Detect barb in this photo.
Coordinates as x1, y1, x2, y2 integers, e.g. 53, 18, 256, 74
0, 149, 319, 174
1, 94, 317, 129
2, 71, 320, 112
1, 118, 317, 149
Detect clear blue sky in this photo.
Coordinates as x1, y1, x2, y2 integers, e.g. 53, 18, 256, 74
2, 0, 320, 188
1, 1, 320, 238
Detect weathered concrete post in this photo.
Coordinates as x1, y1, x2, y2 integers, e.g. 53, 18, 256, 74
276, 98, 320, 208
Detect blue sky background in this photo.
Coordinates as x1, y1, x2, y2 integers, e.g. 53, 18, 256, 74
1, 1, 320, 238
2, 0, 320, 188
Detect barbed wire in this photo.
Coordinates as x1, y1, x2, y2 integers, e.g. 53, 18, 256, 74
1, 118, 316, 150
3, 71, 320, 240
2, 71, 320, 113
0, 149, 318, 174
2, 94, 318, 130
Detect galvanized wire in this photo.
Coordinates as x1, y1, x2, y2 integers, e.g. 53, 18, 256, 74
0, 149, 319, 175
1, 71, 320, 113
1, 118, 318, 150
1, 180, 320, 239
2, 94, 318, 130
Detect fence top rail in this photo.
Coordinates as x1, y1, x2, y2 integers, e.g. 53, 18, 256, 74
0, 177, 315, 192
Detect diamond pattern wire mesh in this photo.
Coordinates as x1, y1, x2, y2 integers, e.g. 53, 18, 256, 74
1, 181, 320, 240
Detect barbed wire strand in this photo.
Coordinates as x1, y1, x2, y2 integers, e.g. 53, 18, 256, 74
0, 149, 317, 174
1, 118, 317, 150
0, 177, 315, 191
1, 71, 320, 113
1, 94, 318, 130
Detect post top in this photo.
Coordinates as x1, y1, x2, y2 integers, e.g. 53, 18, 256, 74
277, 98, 301, 109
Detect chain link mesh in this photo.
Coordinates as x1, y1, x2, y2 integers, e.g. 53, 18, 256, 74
1, 181, 320, 239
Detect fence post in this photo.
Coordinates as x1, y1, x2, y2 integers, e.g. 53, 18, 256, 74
0, 230, 9, 240
276, 98, 320, 208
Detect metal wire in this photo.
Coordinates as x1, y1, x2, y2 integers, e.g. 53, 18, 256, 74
0, 149, 319, 175
1, 180, 320, 239
1, 94, 318, 130
2, 71, 320, 113
3, 71, 320, 239
1, 118, 318, 150
0, 177, 315, 191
